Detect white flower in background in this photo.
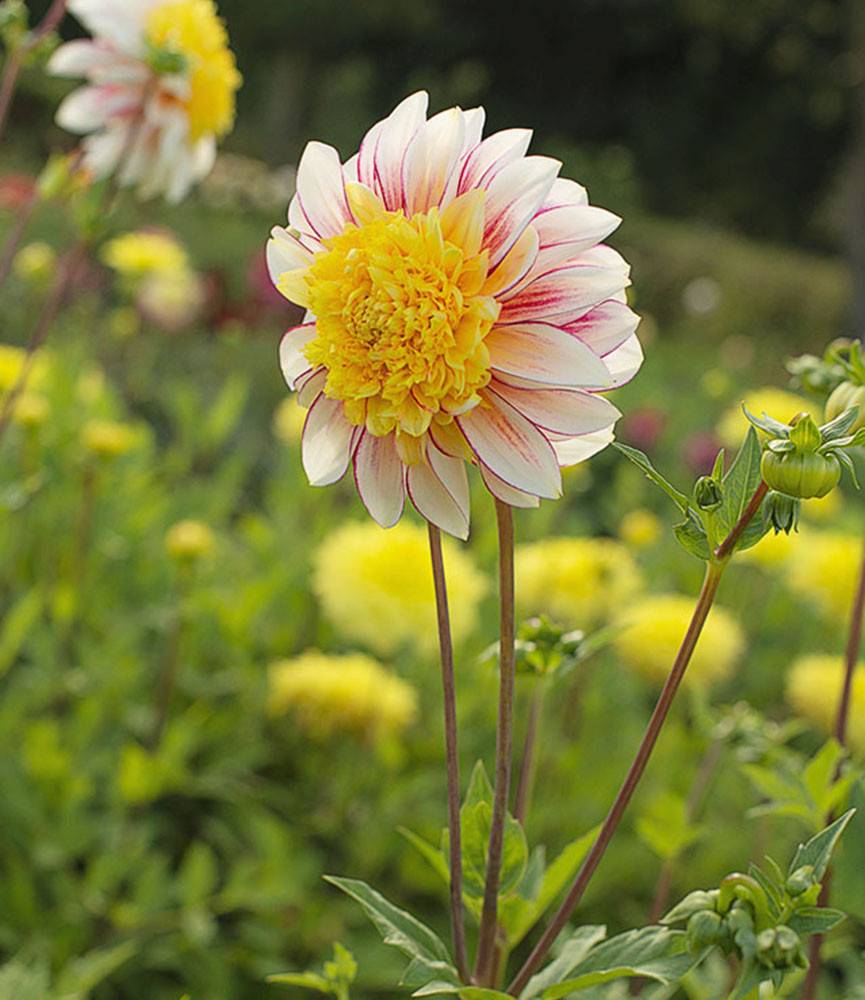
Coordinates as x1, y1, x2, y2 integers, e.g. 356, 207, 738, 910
267, 92, 642, 538
49, 0, 241, 202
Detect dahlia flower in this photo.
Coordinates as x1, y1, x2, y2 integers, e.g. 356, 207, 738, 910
787, 530, 862, 621
49, 0, 241, 202
268, 92, 641, 537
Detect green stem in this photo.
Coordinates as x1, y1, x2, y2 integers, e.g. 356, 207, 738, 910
474, 499, 516, 986
427, 523, 470, 983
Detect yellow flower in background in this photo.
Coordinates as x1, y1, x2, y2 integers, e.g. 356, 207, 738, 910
166, 520, 215, 561
0, 344, 50, 393
102, 231, 189, 280
267, 651, 418, 743
619, 509, 662, 549
313, 521, 487, 657
137, 268, 206, 332
801, 489, 841, 523
516, 537, 642, 628
13, 394, 49, 429
615, 594, 744, 688
273, 396, 307, 444
787, 530, 859, 620
82, 420, 139, 459
700, 369, 730, 400
787, 654, 865, 754
13, 242, 57, 284
739, 528, 798, 570
717, 387, 818, 448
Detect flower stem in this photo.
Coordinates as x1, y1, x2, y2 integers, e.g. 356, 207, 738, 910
507, 558, 724, 995
427, 523, 470, 983
475, 499, 516, 986
514, 682, 544, 825
800, 514, 865, 1000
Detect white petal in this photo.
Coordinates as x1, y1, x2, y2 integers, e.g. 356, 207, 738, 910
483, 155, 560, 267
427, 444, 470, 522
354, 432, 406, 528
457, 128, 532, 194
371, 91, 429, 210
56, 85, 116, 133
553, 426, 615, 466
487, 322, 612, 388
279, 323, 317, 388
405, 107, 466, 214
295, 141, 354, 239
302, 393, 355, 486
542, 177, 589, 209
457, 390, 561, 499
498, 256, 630, 325
296, 368, 326, 407
68, 0, 153, 52
602, 333, 644, 388
480, 464, 539, 508
533, 204, 620, 252
49, 39, 122, 77
564, 299, 640, 357
460, 107, 486, 155
407, 461, 469, 539
492, 382, 621, 435
267, 226, 314, 284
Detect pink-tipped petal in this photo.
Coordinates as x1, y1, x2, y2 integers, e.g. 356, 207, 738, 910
296, 367, 327, 407
483, 155, 560, 267
267, 226, 314, 284
354, 431, 406, 528
457, 390, 561, 499
480, 464, 540, 508
302, 393, 355, 486
602, 333, 644, 388
552, 425, 615, 466
294, 141, 354, 239
279, 323, 317, 388
371, 91, 429, 210
405, 107, 466, 214
487, 322, 612, 388
564, 299, 641, 358
407, 461, 469, 539
458, 128, 533, 194
492, 382, 621, 435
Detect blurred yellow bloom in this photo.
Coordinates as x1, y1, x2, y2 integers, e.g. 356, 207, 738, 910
516, 537, 642, 628
615, 594, 744, 688
700, 369, 730, 400
801, 489, 841, 523
137, 268, 205, 332
82, 420, 138, 458
313, 521, 487, 656
77, 366, 108, 405
739, 528, 797, 569
166, 520, 215, 561
273, 396, 307, 443
13, 393, 49, 429
787, 530, 860, 620
117, 743, 167, 804
619, 509, 662, 549
13, 241, 56, 284
267, 650, 417, 743
717, 387, 818, 448
787, 654, 865, 754
0, 344, 27, 392
102, 230, 188, 279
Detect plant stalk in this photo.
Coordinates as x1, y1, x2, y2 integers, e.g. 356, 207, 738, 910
514, 682, 544, 825
474, 500, 516, 986
428, 523, 470, 983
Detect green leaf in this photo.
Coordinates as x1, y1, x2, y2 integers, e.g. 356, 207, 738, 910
788, 809, 856, 880
613, 443, 690, 513
786, 906, 846, 935
54, 941, 138, 997
324, 876, 452, 966
0, 588, 42, 677
747, 864, 784, 920
0, 960, 49, 1000
716, 427, 766, 553
832, 781, 865, 921
673, 514, 711, 561
729, 958, 781, 1000
179, 841, 219, 908
538, 927, 701, 998
635, 792, 704, 862
520, 925, 607, 999
267, 971, 331, 992
399, 827, 450, 885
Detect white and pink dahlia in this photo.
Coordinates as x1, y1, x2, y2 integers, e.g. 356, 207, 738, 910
268, 92, 642, 539
49, 0, 241, 202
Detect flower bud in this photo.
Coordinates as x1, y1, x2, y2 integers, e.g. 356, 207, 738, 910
756, 928, 778, 968
695, 475, 723, 510
686, 910, 725, 951
765, 490, 800, 534
789, 413, 823, 452
165, 520, 215, 562
774, 925, 805, 968
785, 865, 815, 897
825, 381, 865, 432
761, 450, 840, 500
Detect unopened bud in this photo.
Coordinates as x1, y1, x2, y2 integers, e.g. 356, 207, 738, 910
686, 910, 724, 951
695, 475, 723, 510
789, 413, 822, 452
785, 865, 815, 897
765, 490, 800, 534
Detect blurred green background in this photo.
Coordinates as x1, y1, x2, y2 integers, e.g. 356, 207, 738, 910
1, 1, 865, 998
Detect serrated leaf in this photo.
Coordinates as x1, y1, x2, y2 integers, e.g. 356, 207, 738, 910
788, 809, 856, 880
519, 925, 607, 999
465, 760, 493, 808
538, 927, 701, 998
324, 876, 452, 967
787, 906, 846, 935
613, 443, 689, 513
716, 427, 766, 552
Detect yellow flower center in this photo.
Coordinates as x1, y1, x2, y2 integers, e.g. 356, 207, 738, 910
302, 203, 500, 446
146, 0, 242, 142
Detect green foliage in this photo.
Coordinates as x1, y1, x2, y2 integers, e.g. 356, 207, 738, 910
269, 942, 358, 998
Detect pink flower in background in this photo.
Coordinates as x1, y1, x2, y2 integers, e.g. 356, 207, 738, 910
619, 406, 667, 452
267, 92, 642, 537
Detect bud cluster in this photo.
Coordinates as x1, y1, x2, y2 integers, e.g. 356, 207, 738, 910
481, 615, 601, 678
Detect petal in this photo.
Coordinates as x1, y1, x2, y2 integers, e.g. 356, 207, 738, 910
480, 464, 540, 509
552, 426, 615, 467
267, 226, 314, 285
302, 393, 355, 486
428, 443, 470, 522
457, 389, 561, 499
457, 128, 532, 194
354, 431, 406, 528
405, 107, 466, 214
483, 155, 560, 267
294, 141, 354, 239
296, 367, 326, 407
56, 85, 120, 133
487, 322, 612, 388
541, 177, 589, 209
492, 382, 621, 435
602, 333, 644, 388
68, 0, 149, 51
533, 203, 620, 252
440, 189, 486, 257
49, 39, 121, 77
483, 223, 539, 297
564, 299, 640, 358
279, 323, 317, 388
371, 91, 429, 210
498, 255, 630, 325
407, 460, 469, 539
